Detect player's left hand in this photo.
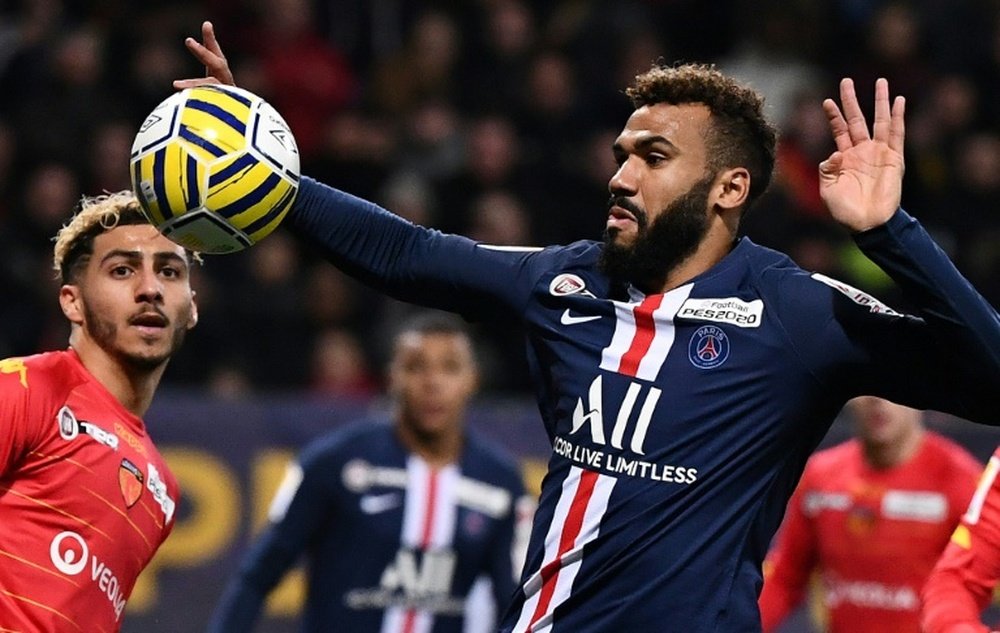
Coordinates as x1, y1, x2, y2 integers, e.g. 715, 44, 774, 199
173, 21, 236, 89
819, 77, 905, 233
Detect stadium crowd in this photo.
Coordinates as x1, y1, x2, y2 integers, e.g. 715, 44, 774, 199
0, 0, 997, 396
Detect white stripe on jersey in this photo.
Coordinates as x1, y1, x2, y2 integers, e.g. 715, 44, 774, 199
599, 284, 692, 381
512, 467, 616, 633
382, 457, 460, 633
635, 286, 691, 381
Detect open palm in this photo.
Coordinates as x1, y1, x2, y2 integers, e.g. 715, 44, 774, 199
819, 78, 906, 233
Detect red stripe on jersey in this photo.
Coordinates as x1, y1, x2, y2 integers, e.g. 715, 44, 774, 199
403, 468, 440, 633
617, 294, 664, 377
421, 469, 439, 548
528, 469, 599, 631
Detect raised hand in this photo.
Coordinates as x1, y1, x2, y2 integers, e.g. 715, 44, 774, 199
819, 78, 906, 233
173, 21, 236, 89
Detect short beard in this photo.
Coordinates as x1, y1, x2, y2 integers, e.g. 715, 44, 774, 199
599, 174, 714, 292
83, 302, 187, 371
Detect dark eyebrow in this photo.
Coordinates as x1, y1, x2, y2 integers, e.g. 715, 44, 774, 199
634, 135, 677, 151
612, 134, 678, 155
99, 249, 188, 268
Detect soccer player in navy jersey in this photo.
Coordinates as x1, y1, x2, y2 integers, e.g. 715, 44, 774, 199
178, 21, 1000, 632
0, 192, 197, 630
207, 312, 531, 633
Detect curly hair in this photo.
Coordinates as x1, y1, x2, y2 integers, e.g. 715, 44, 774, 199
53, 190, 199, 284
626, 63, 778, 207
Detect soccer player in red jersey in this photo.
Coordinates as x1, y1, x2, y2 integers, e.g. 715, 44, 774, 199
922, 448, 1000, 633
0, 191, 198, 631
759, 396, 982, 632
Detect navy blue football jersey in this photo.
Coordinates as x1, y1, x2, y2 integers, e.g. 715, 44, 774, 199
287, 178, 1000, 632
207, 421, 528, 633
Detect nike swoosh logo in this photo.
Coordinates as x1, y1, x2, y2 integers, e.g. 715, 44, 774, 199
560, 309, 602, 325
359, 493, 401, 515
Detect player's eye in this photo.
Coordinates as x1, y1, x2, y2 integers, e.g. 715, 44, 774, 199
160, 267, 180, 279
110, 265, 133, 277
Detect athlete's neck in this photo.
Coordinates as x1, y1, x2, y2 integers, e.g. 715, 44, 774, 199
652, 218, 738, 294
69, 337, 165, 417
395, 419, 463, 469
864, 426, 925, 470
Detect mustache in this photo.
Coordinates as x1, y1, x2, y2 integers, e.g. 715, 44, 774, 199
607, 196, 646, 223
129, 305, 169, 326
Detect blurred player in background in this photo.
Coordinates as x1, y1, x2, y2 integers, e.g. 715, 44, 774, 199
179, 22, 1000, 632
759, 396, 981, 632
207, 312, 532, 632
0, 191, 197, 630
922, 448, 1000, 633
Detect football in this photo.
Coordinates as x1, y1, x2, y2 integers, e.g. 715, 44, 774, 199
129, 85, 300, 254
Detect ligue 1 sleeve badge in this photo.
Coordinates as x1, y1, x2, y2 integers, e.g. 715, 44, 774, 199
688, 325, 730, 369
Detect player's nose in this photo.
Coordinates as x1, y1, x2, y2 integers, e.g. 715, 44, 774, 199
134, 266, 164, 303
608, 158, 638, 196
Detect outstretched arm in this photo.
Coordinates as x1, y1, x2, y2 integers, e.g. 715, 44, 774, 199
173, 21, 235, 89
819, 77, 905, 233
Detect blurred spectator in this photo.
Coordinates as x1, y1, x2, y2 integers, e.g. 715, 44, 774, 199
309, 327, 379, 397
371, 9, 461, 115
434, 114, 526, 234
248, 0, 357, 160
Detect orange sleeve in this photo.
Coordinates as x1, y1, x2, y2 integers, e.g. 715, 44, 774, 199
922, 452, 1000, 633
759, 474, 820, 632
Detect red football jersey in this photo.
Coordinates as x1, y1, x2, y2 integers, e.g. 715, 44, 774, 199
0, 350, 178, 632
759, 432, 982, 633
922, 447, 1000, 633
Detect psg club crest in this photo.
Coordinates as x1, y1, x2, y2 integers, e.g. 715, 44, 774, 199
119, 458, 145, 508
688, 325, 730, 369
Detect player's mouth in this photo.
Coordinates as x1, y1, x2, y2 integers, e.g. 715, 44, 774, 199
129, 311, 169, 336
607, 197, 641, 232
607, 205, 637, 232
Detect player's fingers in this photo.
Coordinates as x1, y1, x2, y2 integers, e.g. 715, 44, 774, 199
823, 98, 853, 153
184, 37, 234, 85
839, 78, 870, 145
872, 78, 891, 144
889, 95, 906, 154
173, 77, 221, 90
202, 21, 224, 58
184, 37, 220, 66
819, 151, 843, 179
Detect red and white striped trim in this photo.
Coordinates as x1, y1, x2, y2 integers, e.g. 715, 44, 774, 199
599, 284, 693, 381
382, 458, 459, 633
511, 466, 616, 633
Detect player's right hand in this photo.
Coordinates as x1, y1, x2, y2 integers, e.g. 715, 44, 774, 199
174, 21, 236, 89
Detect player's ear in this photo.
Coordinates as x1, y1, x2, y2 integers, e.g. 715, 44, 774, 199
714, 167, 750, 211
59, 284, 84, 325
187, 295, 199, 330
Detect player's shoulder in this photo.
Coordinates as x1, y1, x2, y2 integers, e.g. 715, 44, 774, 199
462, 430, 525, 490
804, 439, 862, 477
499, 238, 601, 269
742, 239, 909, 333
0, 350, 85, 398
921, 431, 983, 476
300, 419, 391, 462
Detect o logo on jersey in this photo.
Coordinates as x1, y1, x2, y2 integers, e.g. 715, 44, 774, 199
50, 531, 89, 576
57, 405, 79, 440
688, 325, 730, 369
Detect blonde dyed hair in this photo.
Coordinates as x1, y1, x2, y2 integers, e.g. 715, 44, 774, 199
53, 190, 198, 283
